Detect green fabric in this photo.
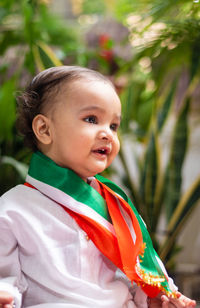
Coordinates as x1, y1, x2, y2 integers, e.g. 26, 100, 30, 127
29, 151, 110, 221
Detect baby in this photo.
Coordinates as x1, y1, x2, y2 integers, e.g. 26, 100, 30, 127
0, 66, 196, 308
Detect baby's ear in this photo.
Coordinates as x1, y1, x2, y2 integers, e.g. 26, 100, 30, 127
32, 114, 52, 145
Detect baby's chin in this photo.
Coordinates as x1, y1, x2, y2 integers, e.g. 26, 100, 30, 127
81, 168, 107, 181
90, 166, 108, 177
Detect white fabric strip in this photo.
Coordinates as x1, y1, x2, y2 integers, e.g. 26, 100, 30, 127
155, 256, 178, 292
115, 196, 136, 244
26, 175, 116, 236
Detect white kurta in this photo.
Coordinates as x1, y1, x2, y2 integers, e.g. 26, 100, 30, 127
0, 184, 148, 308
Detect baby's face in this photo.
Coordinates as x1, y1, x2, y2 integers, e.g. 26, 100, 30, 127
47, 79, 121, 181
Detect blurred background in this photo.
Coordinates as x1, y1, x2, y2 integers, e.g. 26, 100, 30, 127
0, 0, 200, 303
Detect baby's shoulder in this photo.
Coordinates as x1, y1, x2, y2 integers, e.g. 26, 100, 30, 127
1, 184, 24, 201
0, 184, 37, 211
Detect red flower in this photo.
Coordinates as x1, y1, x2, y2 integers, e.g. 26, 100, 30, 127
99, 34, 114, 62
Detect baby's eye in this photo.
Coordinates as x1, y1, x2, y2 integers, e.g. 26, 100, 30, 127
110, 123, 119, 131
84, 115, 98, 124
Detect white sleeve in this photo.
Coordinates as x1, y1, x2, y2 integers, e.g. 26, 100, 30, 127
115, 269, 148, 308
131, 286, 148, 308
0, 214, 27, 308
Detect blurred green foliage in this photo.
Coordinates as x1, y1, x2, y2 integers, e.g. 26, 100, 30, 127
0, 0, 82, 193
113, 0, 200, 269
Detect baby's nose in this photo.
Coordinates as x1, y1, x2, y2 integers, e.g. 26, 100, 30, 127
98, 128, 113, 141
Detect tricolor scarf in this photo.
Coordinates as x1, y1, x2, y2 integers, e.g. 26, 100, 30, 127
25, 151, 175, 298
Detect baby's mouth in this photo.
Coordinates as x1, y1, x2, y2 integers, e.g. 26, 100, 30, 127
92, 147, 111, 156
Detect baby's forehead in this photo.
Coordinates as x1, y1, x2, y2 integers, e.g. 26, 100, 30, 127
57, 79, 120, 113
56, 78, 114, 102
46, 76, 119, 117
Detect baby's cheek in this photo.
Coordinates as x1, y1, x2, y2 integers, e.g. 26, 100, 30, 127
114, 138, 120, 155
109, 147, 119, 164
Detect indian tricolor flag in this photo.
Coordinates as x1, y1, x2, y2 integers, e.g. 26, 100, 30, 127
25, 151, 177, 298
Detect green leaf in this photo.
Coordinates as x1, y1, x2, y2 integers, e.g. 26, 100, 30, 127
139, 130, 160, 229
120, 82, 135, 132
0, 0, 15, 11
164, 98, 189, 221
0, 79, 16, 141
147, 0, 184, 21
33, 42, 62, 71
156, 80, 177, 132
120, 81, 151, 135
1, 156, 28, 179
118, 138, 141, 211
82, 0, 106, 14
190, 37, 200, 80
160, 176, 200, 260
0, 31, 22, 55
168, 177, 200, 235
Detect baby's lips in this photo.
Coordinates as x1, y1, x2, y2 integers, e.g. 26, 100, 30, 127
92, 146, 111, 155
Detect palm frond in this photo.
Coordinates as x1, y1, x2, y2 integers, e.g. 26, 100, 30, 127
164, 98, 190, 221
33, 41, 62, 71
159, 176, 200, 260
